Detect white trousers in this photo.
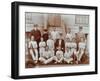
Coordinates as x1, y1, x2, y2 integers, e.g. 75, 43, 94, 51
39, 47, 45, 57
39, 56, 54, 64
78, 50, 84, 61
53, 56, 63, 63
29, 49, 38, 61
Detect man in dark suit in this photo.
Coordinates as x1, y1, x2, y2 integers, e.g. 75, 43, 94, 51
31, 24, 41, 45
55, 33, 65, 53
42, 29, 49, 42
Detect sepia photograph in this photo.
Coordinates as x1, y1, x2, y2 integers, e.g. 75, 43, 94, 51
25, 13, 89, 68
11, 2, 97, 79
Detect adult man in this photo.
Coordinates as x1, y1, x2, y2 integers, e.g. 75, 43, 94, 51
28, 36, 38, 63
42, 29, 49, 42
55, 33, 65, 52
31, 24, 41, 45
63, 48, 73, 64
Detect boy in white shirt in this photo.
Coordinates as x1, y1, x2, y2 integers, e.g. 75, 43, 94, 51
39, 37, 46, 57
71, 38, 80, 63
78, 38, 86, 62
39, 47, 54, 64
47, 35, 54, 50
65, 38, 71, 50
51, 28, 59, 41
66, 28, 73, 42
54, 47, 63, 63
63, 48, 73, 64
28, 36, 38, 63
70, 40, 77, 55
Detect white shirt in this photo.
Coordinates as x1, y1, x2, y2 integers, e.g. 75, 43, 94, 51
39, 41, 46, 56
39, 41, 46, 48
65, 42, 76, 48
79, 42, 86, 49
64, 50, 72, 59
51, 31, 59, 40
28, 40, 37, 49
43, 50, 54, 59
47, 39, 54, 49
56, 50, 63, 60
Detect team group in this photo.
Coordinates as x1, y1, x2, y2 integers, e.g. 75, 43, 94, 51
26, 25, 89, 65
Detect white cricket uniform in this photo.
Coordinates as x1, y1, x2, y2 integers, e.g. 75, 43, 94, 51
39, 50, 54, 64
78, 42, 86, 61
70, 42, 77, 55
39, 41, 46, 57
54, 50, 63, 63
65, 42, 74, 57
28, 40, 38, 61
43, 50, 54, 59
51, 31, 59, 41
47, 39, 54, 50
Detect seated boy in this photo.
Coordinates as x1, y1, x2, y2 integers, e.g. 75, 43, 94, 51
63, 47, 73, 64
39, 47, 54, 64
54, 47, 63, 64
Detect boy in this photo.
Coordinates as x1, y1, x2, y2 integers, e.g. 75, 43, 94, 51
39, 47, 54, 64
78, 38, 86, 62
39, 37, 46, 57
63, 48, 73, 64
28, 36, 38, 63
54, 47, 63, 63
47, 35, 54, 50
